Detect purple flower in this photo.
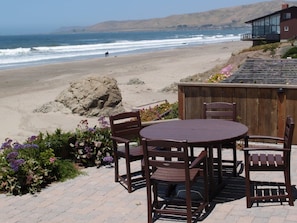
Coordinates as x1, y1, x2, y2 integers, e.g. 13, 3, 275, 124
23, 144, 39, 149
31, 144, 39, 149
88, 127, 96, 132
98, 116, 110, 128
12, 143, 39, 150
13, 142, 24, 150
27, 135, 38, 143
6, 151, 18, 161
84, 146, 92, 153
103, 156, 113, 163
9, 159, 25, 172
1, 138, 13, 150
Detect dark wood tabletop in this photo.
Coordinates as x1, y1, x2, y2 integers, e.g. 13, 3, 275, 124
140, 119, 248, 146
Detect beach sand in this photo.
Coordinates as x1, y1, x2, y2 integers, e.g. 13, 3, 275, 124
0, 41, 251, 142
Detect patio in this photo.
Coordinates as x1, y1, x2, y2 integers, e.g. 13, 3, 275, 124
0, 146, 296, 223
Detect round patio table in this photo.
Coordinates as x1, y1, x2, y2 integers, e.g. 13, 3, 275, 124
140, 119, 248, 198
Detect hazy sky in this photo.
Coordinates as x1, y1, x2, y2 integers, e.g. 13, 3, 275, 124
1, 0, 270, 35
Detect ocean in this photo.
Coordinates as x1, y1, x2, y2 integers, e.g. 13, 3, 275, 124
0, 28, 249, 70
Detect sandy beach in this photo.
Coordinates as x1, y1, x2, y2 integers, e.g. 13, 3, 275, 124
0, 41, 251, 142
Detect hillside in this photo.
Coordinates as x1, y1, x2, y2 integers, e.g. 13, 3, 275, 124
57, 1, 297, 33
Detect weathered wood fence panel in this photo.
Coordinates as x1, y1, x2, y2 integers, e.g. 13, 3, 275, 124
178, 83, 297, 144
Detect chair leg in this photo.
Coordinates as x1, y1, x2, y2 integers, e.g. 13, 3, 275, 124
232, 146, 237, 177
185, 181, 192, 223
244, 153, 252, 208
147, 182, 153, 223
245, 172, 252, 208
114, 154, 119, 183
190, 146, 194, 161
217, 145, 223, 184
284, 168, 294, 206
125, 158, 132, 193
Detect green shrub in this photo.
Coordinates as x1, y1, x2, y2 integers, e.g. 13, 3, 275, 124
282, 46, 297, 58
54, 159, 81, 181
34, 129, 74, 159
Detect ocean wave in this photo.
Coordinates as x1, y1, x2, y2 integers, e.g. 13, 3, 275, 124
0, 30, 244, 69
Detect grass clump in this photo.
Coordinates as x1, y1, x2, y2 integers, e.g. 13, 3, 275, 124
282, 46, 297, 58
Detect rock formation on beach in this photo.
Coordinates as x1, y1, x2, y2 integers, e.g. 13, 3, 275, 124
35, 76, 125, 117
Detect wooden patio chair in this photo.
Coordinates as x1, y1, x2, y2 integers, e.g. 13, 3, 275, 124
142, 139, 209, 223
109, 111, 144, 193
203, 102, 240, 176
243, 116, 295, 208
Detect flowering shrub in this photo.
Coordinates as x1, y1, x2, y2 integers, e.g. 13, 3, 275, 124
0, 137, 78, 195
0, 117, 113, 195
139, 101, 178, 122
208, 64, 233, 83
69, 117, 113, 167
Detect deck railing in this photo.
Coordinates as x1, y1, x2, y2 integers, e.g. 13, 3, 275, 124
240, 33, 280, 41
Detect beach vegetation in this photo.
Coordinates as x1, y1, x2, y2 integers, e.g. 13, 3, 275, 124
139, 101, 179, 121
0, 117, 113, 195
127, 78, 145, 85
282, 46, 297, 58
241, 42, 280, 55
207, 64, 233, 83
0, 107, 179, 196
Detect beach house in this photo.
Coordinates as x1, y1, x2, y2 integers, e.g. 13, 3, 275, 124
241, 4, 297, 45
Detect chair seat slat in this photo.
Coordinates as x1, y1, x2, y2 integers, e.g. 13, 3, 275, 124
267, 154, 275, 166
275, 154, 283, 166
251, 154, 259, 166
259, 154, 267, 166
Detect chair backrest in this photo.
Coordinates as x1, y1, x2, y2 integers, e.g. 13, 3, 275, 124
109, 111, 142, 140
203, 102, 236, 121
283, 116, 295, 149
142, 139, 191, 175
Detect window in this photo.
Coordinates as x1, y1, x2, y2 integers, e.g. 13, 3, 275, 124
284, 26, 289, 31
283, 13, 291, 19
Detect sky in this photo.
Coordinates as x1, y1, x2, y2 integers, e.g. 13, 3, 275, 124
1, 0, 270, 35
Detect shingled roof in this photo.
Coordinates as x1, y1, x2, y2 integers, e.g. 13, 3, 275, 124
222, 59, 297, 84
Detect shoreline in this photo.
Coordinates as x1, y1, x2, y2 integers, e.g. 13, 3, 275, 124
0, 41, 252, 142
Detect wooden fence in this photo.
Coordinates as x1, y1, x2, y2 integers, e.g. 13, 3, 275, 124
178, 82, 297, 144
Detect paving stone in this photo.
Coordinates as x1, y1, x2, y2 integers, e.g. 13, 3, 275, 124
0, 149, 296, 223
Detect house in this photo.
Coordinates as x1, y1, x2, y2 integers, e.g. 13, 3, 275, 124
241, 4, 297, 45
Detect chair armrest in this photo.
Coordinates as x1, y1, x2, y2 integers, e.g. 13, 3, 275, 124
190, 150, 207, 168
243, 147, 290, 152
110, 136, 130, 144
244, 135, 284, 147
247, 135, 284, 141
